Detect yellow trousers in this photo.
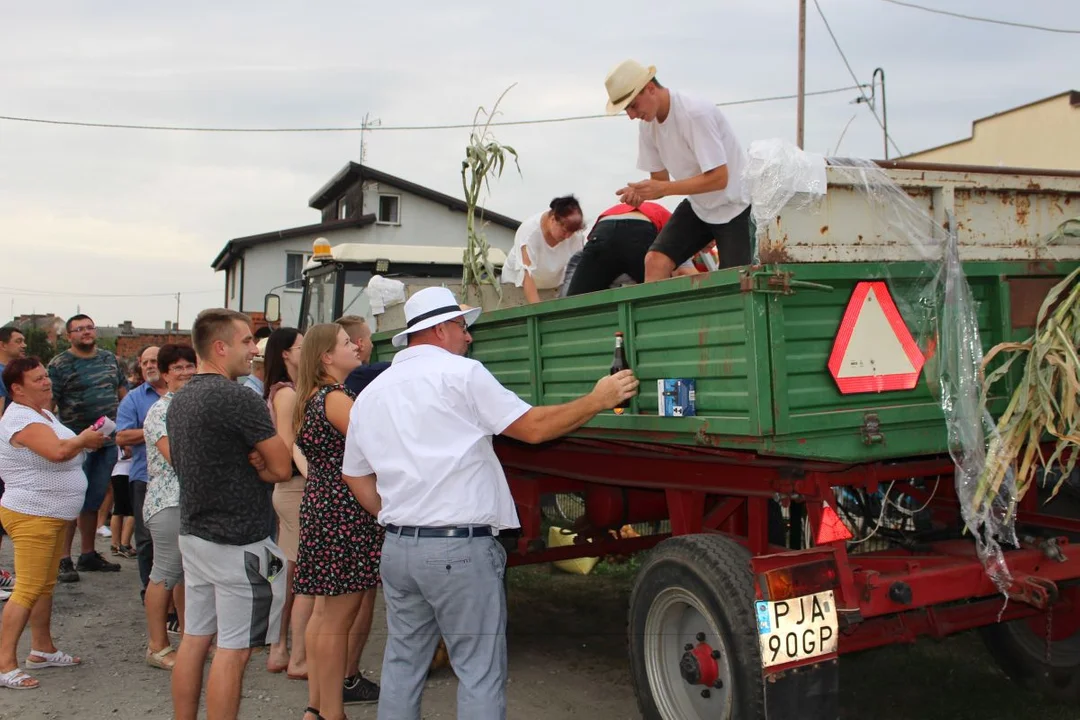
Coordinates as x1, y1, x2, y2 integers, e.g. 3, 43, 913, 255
0, 506, 69, 609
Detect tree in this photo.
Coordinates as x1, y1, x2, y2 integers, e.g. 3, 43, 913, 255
22, 327, 56, 364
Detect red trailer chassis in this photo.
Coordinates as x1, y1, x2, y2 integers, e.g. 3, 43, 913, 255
495, 436, 1080, 719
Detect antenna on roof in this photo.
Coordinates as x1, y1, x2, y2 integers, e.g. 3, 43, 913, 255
359, 112, 382, 164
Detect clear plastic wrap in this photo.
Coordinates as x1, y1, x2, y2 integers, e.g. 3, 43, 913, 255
844, 158, 1017, 590
741, 139, 828, 263
742, 142, 1017, 590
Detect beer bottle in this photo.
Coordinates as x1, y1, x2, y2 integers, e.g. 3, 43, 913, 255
611, 331, 630, 415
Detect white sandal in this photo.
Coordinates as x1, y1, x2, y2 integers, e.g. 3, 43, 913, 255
25, 649, 80, 669
0, 667, 39, 690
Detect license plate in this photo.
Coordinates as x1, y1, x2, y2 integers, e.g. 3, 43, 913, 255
756, 590, 838, 668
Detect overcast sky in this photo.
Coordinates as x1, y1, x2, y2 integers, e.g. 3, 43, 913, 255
1, 0, 1077, 328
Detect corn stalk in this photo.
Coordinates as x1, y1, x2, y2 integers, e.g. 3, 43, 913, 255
975, 263, 1080, 515
460, 84, 521, 304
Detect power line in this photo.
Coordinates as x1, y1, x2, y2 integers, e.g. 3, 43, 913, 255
878, 0, 1080, 34
0, 286, 220, 298
0, 86, 866, 134
812, 0, 904, 157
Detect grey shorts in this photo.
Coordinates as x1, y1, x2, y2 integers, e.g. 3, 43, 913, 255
178, 534, 287, 649
146, 507, 183, 589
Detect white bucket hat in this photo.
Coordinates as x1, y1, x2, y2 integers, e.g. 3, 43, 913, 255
604, 59, 657, 115
391, 286, 482, 348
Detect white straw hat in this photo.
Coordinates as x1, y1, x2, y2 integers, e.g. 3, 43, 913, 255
604, 59, 657, 115
391, 287, 481, 348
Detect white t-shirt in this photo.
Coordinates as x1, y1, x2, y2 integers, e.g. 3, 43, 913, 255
637, 90, 750, 224
501, 211, 586, 290
342, 344, 531, 531
112, 452, 133, 476
0, 403, 88, 520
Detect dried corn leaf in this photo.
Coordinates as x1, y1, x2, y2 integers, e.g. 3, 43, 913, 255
977, 264, 1080, 509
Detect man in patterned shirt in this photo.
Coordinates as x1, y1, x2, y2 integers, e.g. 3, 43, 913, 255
48, 314, 127, 582
168, 309, 293, 720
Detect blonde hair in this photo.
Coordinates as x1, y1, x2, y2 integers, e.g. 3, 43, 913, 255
335, 315, 368, 341
292, 323, 344, 432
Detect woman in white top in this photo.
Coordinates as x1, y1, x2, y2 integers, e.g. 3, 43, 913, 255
0, 357, 106, 691
500, 195, 586, 304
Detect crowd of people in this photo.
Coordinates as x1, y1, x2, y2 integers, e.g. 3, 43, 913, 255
0, 300, 636, 720
0, 58, 738, 719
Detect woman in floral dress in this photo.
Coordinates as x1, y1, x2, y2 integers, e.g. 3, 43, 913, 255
141, 344, 197, 670
293, 324, 383, 720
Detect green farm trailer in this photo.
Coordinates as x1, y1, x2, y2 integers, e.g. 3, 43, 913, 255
285, 161, 1080, 720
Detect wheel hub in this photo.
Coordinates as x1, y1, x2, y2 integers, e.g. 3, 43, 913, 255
679, 642, 720, 689
643, 587, 734, 719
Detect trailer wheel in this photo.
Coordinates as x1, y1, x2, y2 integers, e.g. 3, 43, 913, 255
628, 535, 764, 720
981, 587, 1080, 702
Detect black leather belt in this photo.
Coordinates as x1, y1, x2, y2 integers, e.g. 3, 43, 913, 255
385, 524, 493, 538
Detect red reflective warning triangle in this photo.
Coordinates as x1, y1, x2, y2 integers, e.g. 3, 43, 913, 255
816, 501, 854, 544
827, 281, 925, 394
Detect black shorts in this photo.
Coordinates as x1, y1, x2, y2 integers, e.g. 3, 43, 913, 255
0, 475, 5, 536
565, 218, 659, 297
110, 474, 135, 517
649, 200, 753, 269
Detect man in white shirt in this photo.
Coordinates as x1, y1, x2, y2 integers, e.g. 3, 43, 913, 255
605, 59, 753, 282
341, 287, 637, 720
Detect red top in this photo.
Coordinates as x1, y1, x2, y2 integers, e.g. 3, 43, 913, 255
595, 202, 672, 232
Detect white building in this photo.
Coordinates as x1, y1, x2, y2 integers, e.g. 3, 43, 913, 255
211, 162, 520, 325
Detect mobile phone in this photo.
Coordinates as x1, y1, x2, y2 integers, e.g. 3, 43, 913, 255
265, 549, 284, 582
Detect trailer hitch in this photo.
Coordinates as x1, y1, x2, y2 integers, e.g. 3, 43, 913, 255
1007, 574, 1059, 611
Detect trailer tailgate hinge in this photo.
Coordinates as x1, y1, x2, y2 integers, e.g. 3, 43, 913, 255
861, 413, 884, 445
739, 269, 834, 296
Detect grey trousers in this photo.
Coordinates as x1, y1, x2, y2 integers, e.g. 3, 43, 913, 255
377, 531, 508, 720
130, 481, 154, 591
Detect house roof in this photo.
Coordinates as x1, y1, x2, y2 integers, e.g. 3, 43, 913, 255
307, 162, 521, 231
211, 215, 377, 271
901, 90, 1080, 159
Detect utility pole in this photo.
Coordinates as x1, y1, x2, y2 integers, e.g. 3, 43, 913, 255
796, 0, 807, 149
175, 292, 180, 335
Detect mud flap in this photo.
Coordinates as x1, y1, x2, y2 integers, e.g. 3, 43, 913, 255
763, 658, 839, 720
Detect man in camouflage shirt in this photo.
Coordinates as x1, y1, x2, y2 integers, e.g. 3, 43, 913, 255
48, 314, 128, 581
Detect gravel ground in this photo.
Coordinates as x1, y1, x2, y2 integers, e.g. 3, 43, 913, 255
0, 536, 638, 720
2, 535, 1074, 720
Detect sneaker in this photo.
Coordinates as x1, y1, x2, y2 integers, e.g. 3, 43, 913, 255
76, 551, 121, 572
0, 587, 11, 602
0, 569, 14, 590
58, 557, 80, 583
167, 614, 181, 635
96, 525, 113, 538
342, 674, 380, 705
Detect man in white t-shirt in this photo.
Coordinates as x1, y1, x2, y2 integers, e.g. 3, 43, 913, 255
341, 286, 638, 720
605, 59, 753, 282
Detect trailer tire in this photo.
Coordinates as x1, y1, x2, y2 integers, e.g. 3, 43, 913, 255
981, 605, 1080, 703
628, 534, 764, 720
